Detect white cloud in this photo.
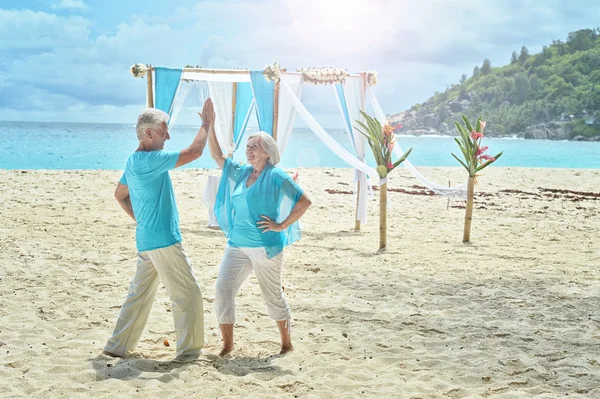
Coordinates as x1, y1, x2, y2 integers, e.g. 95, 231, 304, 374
52, 0, 88, 10
0, 9, 91, 50
1, 0, 600, 124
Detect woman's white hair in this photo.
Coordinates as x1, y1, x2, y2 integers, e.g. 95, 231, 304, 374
248, 132, 280, 165
136, 108, 170, 140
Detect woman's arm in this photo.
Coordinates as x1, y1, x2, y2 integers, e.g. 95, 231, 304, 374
258, 193, 312, 233
208, 118, 226, 169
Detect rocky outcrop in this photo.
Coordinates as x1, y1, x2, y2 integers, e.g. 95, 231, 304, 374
573, 135, 600, 141
523, 122, 571, 140
422, 113, 440, 128
388, 99, 589, 140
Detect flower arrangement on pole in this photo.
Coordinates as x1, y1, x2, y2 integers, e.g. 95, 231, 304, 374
365, 71, 378, 86
297, 67, 351, 85
130, 63, 148, 78
263, 62, 282, 83
355, 111, 412, 249
451, 115, 503, 242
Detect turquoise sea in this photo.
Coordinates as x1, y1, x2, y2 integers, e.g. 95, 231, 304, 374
1, 121, 599, 170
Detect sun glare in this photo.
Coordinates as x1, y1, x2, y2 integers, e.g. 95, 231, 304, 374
284, 0, 393, 56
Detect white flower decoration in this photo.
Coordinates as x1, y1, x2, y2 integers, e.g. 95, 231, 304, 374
366, 71, 378, 86
297, 67, 350, 85
130, 63, 148, 78
263, 62, 282, 83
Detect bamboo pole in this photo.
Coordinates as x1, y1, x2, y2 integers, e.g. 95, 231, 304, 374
354, 184, 361, 231
272, 80, 280, 141
146, 65, 154, 108
181, 68, 251, 74
380, 181, 387, 249
463, 176, 475, 242
355, 73, 368, 231
229, 82, 237, 158
178, 67, 365, 78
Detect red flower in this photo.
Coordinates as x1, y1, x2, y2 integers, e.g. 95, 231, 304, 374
476, 146, 489, 156
470, 130, 484, 140
387, 162, 393, 168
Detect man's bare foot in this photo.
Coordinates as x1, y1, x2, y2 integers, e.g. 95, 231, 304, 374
102, 350, 122, 358
279, 345, 294, 355
219, 345, 234, 357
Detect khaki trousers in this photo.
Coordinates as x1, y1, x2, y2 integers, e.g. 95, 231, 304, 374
104, 243, 204, 358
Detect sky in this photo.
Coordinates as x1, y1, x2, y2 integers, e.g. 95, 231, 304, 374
1, 0, 599, 127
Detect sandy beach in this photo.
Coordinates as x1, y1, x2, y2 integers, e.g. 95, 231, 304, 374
1, 166, 599, 398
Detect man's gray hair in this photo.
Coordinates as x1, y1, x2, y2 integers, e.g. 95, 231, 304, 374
248, 132, 280, 165
136, 108, 170, 140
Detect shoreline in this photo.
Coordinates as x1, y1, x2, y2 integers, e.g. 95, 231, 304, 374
3, 119, 600, 141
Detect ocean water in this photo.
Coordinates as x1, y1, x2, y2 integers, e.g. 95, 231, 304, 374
1, 121, 599, 170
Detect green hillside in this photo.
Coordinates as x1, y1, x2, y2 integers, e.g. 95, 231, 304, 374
392, 28, 600, 140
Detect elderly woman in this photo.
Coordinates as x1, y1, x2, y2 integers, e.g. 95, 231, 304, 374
208, 125, 311, 356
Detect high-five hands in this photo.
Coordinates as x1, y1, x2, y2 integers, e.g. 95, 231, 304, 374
199, 98, 215, 125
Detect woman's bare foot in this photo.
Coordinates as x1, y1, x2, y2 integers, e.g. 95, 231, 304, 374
279, 345, 294, 355
219, 324, 235, 357
276, 320, 293, 355
219, 345, 234, 357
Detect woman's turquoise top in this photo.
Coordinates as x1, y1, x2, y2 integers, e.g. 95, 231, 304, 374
214, 158, 304, 258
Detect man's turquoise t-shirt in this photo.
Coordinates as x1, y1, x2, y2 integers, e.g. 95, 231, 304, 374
119, 151, 181, 252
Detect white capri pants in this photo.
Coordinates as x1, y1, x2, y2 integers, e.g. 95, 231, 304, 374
104, 243, 204, 358
215, 245, 290, 325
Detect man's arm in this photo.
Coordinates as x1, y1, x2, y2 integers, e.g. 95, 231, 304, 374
175, 98, 214, 168
115, 183, 135, 221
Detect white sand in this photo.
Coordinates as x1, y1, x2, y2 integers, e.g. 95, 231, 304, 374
1, 167, 599, 398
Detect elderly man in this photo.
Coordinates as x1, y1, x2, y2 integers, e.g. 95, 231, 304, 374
103, 99, 215, 360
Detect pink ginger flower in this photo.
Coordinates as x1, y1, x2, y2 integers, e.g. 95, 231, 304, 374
479, 155, 495, 162
480, 120, 486, 132
383, 123, 395, 136
387, 162, 393, 168
470, 130, 484, 140
476, 146, 489, 156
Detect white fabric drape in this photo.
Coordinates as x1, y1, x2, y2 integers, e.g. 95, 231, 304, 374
367, 86, 468, 199
201, 175, 220, 228
276, 74, 304, 156
194, 80, 209, 104
196, 81, 220, 227
167, 80, 192, 130
208, 82, 236, 155
333, 77, 372, 224
280, 80, 379, 181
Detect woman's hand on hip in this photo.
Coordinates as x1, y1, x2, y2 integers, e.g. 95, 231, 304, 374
257, 215, 284, 233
